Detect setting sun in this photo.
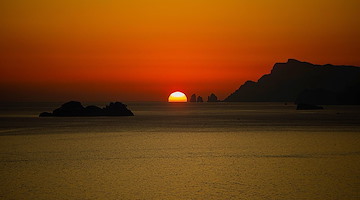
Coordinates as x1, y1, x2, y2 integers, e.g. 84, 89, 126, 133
168, 91, 187, 102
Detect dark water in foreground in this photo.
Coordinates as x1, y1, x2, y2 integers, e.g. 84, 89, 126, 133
0, 102, 359, 199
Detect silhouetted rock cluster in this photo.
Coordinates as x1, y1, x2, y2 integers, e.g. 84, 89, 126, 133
189, 94, 204, 102
224, 59, 360, 105
39, 101, 134, 117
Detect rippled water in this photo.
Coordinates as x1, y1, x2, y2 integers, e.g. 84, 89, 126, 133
0, 102, 359, 199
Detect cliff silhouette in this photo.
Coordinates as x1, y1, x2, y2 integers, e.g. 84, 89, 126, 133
39, 101, 134, 117
224, 59, 360, 104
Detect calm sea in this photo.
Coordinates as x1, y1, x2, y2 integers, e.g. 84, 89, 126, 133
0, 102, 359, 199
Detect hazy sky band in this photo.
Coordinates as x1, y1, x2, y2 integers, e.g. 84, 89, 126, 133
1, 0, 359, 101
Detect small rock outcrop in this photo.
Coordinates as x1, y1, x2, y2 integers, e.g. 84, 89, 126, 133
197, 96, 203, 102
39, 101, 134, 117
207, 93, 219, 102
190, 94, 197, 102
296, 104, 324, 110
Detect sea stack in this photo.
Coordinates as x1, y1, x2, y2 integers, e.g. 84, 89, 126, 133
207, 93, 219, 102
190, 94, 197, 102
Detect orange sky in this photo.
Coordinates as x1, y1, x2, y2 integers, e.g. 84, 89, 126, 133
1, 0, 359, 102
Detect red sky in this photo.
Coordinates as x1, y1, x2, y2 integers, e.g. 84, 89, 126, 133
1, 0, 359, 102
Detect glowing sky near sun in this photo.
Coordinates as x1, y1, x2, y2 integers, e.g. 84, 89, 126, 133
1, 0, 359, 101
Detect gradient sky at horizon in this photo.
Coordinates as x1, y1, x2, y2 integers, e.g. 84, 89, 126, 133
1, 0, 359, 101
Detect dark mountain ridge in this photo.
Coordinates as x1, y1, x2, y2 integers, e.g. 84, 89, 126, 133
224, 59, 360, 104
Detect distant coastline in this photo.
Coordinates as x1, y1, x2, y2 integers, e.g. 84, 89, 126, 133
223, 59, 360, 105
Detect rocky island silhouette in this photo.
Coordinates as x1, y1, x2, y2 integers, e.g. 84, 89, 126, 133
39, 101, 134, 117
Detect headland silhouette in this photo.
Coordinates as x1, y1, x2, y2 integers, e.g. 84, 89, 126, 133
224, 59, 360, 105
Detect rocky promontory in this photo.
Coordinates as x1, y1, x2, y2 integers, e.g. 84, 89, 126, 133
224, 59, 360, 104
39, 101, 134, 117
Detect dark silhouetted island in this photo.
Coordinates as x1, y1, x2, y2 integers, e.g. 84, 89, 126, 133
197, 96, 203, 102
39, 101, 134, 117
224, 59, 360, 105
